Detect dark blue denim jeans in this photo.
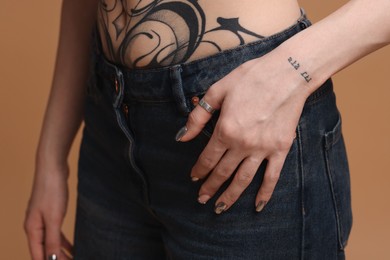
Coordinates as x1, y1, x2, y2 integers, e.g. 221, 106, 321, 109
74, 11, 352, 260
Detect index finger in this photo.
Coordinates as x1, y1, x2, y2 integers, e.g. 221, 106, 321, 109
191, 131, 228, 180
177, 85, 223, 142
178, 102, 214, 142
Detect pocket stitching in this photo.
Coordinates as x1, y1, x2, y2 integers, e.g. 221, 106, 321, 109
323, 115, 352, 250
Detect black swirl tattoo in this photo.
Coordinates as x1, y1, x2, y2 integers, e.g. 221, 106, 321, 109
98, 0, 265, 68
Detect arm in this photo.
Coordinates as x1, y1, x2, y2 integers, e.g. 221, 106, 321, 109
24, 0, 98, 259
179, 0, 390, 213
281, 0, 390, 92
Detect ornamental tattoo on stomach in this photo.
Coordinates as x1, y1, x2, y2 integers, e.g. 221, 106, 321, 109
98, 0, 265, 68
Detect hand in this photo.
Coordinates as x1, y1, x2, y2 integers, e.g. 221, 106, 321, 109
177, 52, 312, 214
24, 163, 73, 259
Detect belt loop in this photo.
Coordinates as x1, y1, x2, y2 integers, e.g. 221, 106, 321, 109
298, 8, 311, 29
170, 65, 190, 115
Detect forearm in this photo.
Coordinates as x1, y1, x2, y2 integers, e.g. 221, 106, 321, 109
36, 0, 98, 169
272, 0, 390, 94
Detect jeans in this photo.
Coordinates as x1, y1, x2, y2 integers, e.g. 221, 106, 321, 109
74, 10, 352, 260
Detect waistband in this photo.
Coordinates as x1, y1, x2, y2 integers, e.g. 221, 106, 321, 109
91, 8, 332, 104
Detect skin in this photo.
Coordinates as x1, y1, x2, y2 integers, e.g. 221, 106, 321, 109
182, 0, 390, 213
24, 0, 98, 259
24, 0, 390, 258
97, 0, 301, 68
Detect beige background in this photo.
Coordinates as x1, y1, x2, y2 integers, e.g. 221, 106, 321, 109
1, 1, 389, 259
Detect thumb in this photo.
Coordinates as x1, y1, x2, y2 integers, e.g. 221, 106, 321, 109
176, 87, 223, 142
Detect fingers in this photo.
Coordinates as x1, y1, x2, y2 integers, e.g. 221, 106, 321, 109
197, 150, 245, 204
61, 232, 74, 258
255, 154, 287, 212
61, 252, 73, 260
44, 218, 63, 259
24, 211, 45, 260
201, 152, 287, 214
213, 156, 263, 214
190, 132, 228, 180
177, 85, 223, 142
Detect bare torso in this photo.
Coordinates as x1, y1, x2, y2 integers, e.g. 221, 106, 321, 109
97, 0, 301, 69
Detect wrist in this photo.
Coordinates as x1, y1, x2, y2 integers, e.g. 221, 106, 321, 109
280, 49, 328, 98
35, 149, 69, 176
251, 45, 314, 102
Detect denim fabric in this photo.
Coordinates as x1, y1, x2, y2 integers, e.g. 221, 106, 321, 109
74, 10, 352, 260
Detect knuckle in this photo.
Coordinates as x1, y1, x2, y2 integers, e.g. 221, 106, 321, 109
213, 167, 231, 180
45, 242, 60, 253
264, 171, 281, 184
50, 216, 63, 227
247, 156, 262, 165
188, 111, 205, 127
223, 191, 238, 205
239, 137, 256, 149
198, 155, 215, 170
216, 123, 236, 142
275, 136, 294, 151
262, 188, 274, 199
258, 190, 272, 200
199, 185, 213, 196
236, 171, 254, 186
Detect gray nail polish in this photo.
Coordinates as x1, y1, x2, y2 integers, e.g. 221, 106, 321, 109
175, 126, 188, 142
256, 200, 267, 212
214, 202, 227, 214
49, 254, 57, 260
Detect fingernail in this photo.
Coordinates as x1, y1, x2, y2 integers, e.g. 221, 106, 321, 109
214, 202, 227, 214
191, 176, 200, 182
198, 194, 211, 204
48, 254, 57, 260
175, 126, 188, 142
256, 200, 267, 212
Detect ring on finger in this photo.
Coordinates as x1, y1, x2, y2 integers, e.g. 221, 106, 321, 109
198, 98, 216, 114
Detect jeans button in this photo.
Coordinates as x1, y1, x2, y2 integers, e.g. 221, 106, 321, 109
191, 96, 200, 106
114, 79, 119, 94
122, 104, 129, 118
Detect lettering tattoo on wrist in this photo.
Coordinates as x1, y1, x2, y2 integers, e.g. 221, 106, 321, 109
288, 57, 312, 83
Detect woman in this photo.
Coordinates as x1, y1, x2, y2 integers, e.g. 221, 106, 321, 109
24, 0, 390, 259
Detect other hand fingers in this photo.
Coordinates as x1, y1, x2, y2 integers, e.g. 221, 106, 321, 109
24, 211, 45, 260
44, 218, 63, 259
59, 251, 73, 260
61, 232, 74, 258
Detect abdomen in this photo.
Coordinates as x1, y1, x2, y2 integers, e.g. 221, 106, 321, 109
97, 0, 301, 69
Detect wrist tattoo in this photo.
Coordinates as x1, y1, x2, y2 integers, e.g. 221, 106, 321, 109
288, 57, 312, 83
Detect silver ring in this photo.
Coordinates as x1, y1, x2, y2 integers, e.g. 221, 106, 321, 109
198, 98, 216, 114
49, 254, 57, 260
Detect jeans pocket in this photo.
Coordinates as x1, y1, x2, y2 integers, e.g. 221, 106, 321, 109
323, 114, 353, 250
